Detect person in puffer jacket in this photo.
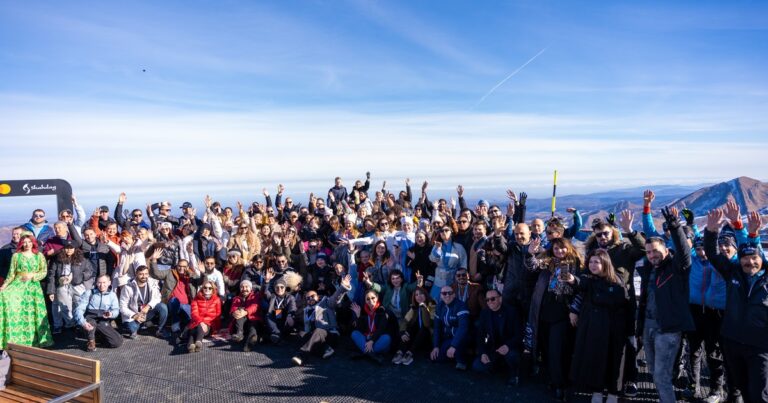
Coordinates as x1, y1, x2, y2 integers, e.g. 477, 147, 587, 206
431, 285, 470, 370
704, 209, 768, 403
187, 279, 222, 353
685, 237, 727, 400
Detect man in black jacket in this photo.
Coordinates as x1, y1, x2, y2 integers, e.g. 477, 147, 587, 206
638, 207, 694, 403
472, 289, 522, 385
704, 209, 768, 403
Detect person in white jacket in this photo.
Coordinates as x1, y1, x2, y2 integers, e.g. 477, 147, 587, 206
119, 265, 167, 338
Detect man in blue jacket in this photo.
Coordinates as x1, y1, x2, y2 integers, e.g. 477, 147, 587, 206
432, 285, 470, 370
74, 275, 123, 352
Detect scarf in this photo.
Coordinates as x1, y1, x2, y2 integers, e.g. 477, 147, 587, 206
363, 301, 381, 336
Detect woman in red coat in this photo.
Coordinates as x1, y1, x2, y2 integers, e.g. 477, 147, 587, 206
187, 279, 222, 353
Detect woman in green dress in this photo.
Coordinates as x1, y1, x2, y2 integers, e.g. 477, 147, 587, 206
0, 234, 53, 348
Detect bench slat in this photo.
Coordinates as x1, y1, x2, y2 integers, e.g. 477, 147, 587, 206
12, 359, 96, 383
0, 385, 52, 402
4, 349, 94, 376
6, 344, 99, 368
12, 364, 93, 388
10, 372, 96, 403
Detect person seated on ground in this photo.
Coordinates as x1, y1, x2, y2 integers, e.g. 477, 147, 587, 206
74, 275, 123, 351
149, 248, 200, 335
187, 279, 222, 353
47, 239, 94, 334
392, 286, 435, 366
431, 285, 470, 370
264, 276, 298, 344
201, 256, 226, 299
292, 274, 353, 366
350, 289, 391, 364
229, 280, 263, 352
369, 269, 423, 341
119, 265, 168, 339
473, 289, 522, 385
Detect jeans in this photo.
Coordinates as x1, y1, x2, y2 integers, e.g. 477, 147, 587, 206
123, 303, 169, 334
52, 283, 86, 328
168, 297, 190, 328
351, 331, 391, 353
644, 322, 681, 403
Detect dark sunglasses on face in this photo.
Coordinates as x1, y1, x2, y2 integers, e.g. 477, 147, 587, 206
365, 296, 377, 301
202, 287, 213, 290
486, 296, 499, 302
34, 214, 45, 218
441, 291, 454, 296
596, 231, 611, 238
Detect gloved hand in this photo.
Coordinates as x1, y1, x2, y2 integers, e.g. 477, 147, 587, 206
682, 208, 694, 225
518, 192, 527, 206
366, 171, 371, 179
661, 206, 681, 229
607, 213, 616, 227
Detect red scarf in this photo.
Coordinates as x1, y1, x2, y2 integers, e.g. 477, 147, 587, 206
363, 301, 381, 336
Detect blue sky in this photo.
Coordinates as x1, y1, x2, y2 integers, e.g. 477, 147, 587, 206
1, 1, 767, 202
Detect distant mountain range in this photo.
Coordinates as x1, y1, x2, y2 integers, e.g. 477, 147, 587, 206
518, 177, 768, 230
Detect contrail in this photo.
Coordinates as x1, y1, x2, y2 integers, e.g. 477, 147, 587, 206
474, 46, 549, 108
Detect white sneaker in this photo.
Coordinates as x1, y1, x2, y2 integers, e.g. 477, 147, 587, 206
401, 351, 414, 366
322, 347, 335, 359
391, 351, 404, 365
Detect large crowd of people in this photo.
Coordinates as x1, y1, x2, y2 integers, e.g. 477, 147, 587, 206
0, 174, 765, 403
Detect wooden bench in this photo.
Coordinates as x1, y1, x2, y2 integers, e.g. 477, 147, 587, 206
0, 343, 101, 402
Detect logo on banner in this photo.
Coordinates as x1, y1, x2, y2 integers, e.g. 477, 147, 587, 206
0, 184, 10, 195
22, 183, 57, 195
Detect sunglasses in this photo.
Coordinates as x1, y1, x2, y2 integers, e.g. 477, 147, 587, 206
33, 214, 45, 218
133, 213, 143, 217
365, 296, 377, 301
596, 231, 612, 238
202, 287, 213, 290
379, 222, 389, 227
485, 296, 499, 302
441, 291, 454, 296
306, 295, 318, 301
